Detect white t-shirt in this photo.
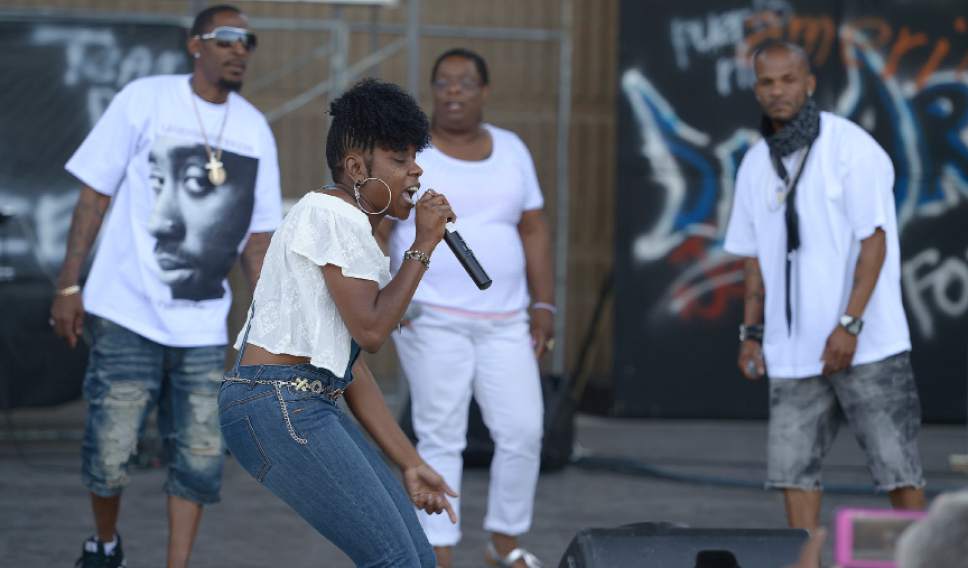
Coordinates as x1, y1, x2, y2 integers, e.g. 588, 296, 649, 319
724, 112, 911, 379
65, 74, 282, 347
387, 124, 545, 313
236, 193, 391, 374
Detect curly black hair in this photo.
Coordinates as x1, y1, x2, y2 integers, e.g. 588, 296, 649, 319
325, 79, 431, 179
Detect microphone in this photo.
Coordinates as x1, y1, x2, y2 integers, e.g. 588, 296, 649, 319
413, 188, 491, 290
443, 228, 492, 290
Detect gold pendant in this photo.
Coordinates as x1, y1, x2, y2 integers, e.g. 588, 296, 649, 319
206, 157, 227, 186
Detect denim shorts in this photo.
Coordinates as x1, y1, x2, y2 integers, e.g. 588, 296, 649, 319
766, 351, 925, 492
219, 363, 435, 567
81, 316, 226, 503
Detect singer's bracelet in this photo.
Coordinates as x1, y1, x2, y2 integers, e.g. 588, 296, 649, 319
403, 249, 431, 269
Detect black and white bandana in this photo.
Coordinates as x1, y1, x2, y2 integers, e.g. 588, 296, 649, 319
760, 97, 821, 334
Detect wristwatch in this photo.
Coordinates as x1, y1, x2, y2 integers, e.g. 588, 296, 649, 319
839, 314, 864, 336
739, 324, 764, 343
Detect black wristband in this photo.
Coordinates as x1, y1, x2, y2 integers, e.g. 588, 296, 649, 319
739, 324, 764, 343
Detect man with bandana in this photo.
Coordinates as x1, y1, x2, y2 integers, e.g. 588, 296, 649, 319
723, 40, 925, 529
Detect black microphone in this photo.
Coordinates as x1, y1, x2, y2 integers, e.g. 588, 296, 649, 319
443, 228, 492, 290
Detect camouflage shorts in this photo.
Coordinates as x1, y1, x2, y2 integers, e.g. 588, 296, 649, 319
766, 351, 925, 492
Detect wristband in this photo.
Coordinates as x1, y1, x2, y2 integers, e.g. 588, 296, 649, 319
739, 324, 763, 343
531, 302, 557, 314
56, 285, 81, 296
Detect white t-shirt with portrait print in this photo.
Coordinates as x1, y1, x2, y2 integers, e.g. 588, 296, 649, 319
723, 112, 911, 379
65, 74, 282, 348
387, 123, 545, 313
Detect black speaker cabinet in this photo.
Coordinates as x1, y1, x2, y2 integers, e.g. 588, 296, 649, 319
559, 523, 808, 568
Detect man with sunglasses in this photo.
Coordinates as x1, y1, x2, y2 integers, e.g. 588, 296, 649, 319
51, 5, 281, 567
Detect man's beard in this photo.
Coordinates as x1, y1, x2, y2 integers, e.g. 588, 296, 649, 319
218, 78, 243, 92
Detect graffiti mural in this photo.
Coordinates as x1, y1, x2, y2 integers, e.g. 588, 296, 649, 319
615, 0, 968, 421
0, 18, 187, 408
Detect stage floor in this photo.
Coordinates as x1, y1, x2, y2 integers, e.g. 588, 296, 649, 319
2, 398, 966, 566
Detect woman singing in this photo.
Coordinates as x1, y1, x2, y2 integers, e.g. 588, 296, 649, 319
218, 79, 456, 567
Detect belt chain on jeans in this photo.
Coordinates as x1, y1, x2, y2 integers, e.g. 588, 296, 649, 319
222, 376, 346, 401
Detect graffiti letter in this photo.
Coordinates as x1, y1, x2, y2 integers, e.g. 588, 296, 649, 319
903, 247, 968, 339
904, 248, 941, 338
884, 27, 930, 79
117, 46, 154, 86
787, 15, 836, 66
32, 26, 120, 87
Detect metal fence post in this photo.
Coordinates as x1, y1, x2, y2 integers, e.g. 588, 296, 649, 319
552, 0, 573, 377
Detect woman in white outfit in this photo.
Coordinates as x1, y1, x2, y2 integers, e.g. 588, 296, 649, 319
381, 48, 555, 568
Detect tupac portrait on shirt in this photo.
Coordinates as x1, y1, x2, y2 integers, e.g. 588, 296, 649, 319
147, 135, 258, 301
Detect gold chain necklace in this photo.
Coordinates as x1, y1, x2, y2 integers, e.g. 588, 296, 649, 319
189, 86, 230, 186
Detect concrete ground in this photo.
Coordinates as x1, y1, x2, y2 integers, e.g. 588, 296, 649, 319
2, 396, 966, 567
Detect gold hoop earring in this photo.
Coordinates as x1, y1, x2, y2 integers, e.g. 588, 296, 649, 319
353, 177, 392, 215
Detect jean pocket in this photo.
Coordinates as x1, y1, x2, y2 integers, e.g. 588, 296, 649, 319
219, 387, 274, 414
222, 416, 272, 482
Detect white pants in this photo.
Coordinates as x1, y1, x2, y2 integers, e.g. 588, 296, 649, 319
393, 305, 544, 546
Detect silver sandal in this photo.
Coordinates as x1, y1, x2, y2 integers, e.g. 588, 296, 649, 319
485, 541, 543, 568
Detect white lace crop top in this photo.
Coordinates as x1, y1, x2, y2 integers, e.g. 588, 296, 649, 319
234, 192, 391, 373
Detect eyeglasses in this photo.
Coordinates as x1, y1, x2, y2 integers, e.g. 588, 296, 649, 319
195, 26, 257, 52
431, 77, 482, 92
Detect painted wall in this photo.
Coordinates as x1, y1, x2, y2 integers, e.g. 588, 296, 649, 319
614, 0, 968, 420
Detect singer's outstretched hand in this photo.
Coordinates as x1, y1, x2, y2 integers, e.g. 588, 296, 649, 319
413, 189, 455, 250
403, 462, 458, 523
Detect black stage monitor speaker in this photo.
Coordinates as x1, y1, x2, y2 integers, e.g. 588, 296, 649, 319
559, 523, 808, 568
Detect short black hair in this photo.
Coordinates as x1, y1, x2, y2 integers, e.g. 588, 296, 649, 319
752, 39, 811, 72
430, 48, 489, 86
326, 79, 431, 178
190, 4, 241, 37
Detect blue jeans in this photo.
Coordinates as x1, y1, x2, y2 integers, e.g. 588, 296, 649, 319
81, 315, 225, 503
218, 363, 435, 567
